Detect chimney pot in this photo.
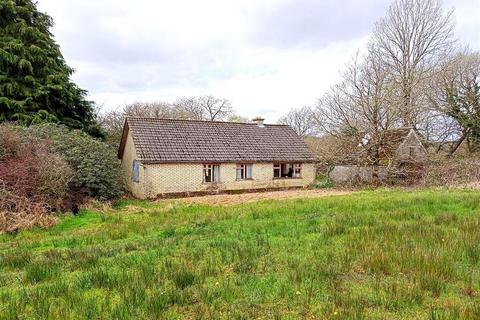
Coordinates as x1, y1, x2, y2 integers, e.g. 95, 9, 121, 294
252, 117, 265, 127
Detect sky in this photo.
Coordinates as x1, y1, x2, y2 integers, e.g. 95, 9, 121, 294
37, 0, 480, 122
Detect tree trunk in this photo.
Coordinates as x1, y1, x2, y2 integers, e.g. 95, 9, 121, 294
448, 129, 468, 157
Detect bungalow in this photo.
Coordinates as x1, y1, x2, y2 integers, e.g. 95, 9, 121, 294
118, 117, 317, 198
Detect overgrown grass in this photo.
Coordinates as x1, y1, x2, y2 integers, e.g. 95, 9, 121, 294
0, 189, 479, 319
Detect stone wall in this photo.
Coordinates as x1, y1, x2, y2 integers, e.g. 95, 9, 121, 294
395, 130, 428, 163
329, 165, 388, 183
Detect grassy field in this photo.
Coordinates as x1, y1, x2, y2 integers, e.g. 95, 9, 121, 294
0, 189, 480, 319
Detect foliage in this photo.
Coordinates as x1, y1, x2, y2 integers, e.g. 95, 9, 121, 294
24, 123, 124, 200
0, 190, 59, 233
173, 95, 234, 121
0, 124, 72, 232
313, 175, 335, 189
0, 190, 479, 318
422, 155, 480, 186
0, 125, 73, 202
0, 0, 102, 137
443, 52, 480, 153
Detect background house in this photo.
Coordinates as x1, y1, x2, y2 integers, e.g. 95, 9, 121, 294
118, 117, 317, 198
329, 128, 427, 183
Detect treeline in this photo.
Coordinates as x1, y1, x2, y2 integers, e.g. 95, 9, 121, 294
279, 0, 479, 165
0, 1, 249, 232
98, 96, 246, 148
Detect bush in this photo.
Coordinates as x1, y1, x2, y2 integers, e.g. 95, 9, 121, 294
24, 123, 124, 200
0, 125, 73, 203
0, 191, 59, 233
314, 175, 335, 189
422, 155, 480, 187
0, 125, 73, 232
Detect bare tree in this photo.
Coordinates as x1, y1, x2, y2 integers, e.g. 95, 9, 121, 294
172, 97, 204, 120
98, 101, 189, 148
312, 50, 401, 178
372, 0, 456, 127
123, 101, 177, 118
313, 51, 398, 136
98, 96, 237, 148
227, 114, 249, 123
278, 106, 316, 136
174, 95, 234, 121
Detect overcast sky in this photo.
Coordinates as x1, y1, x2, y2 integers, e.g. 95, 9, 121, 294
37, 0, 479, 122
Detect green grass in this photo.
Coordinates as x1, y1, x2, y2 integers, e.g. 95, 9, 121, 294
0, 189, 480, 319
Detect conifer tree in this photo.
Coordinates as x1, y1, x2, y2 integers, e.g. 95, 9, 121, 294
0, 0, 102, 136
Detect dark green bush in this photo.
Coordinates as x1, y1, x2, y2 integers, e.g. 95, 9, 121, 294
25, 124, 124, 200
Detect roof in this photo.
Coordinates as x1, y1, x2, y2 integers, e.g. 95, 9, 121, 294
118, 117, 317, 164
336, 128, 422, 165
378, 128, 415, 158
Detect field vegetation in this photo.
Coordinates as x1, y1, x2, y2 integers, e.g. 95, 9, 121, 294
0, 189, 479, 319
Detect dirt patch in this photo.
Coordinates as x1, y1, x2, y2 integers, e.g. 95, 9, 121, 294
161, 189, 355, 206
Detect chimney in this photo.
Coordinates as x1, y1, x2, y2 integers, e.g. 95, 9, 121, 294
252, 117, 265, 127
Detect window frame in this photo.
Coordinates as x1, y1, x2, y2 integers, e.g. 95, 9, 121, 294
273, 164, 281, 178
293, 163, 302, 178
203, 164, 220, 183
409, 146, 415, 157
132, 160, 140, 183
273, 163, 302, 179
236, 163, 253, 180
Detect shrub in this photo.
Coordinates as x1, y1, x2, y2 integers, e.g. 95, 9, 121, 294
422, 155, 480, 187
0, 190, 59, 233
24, 123, 124, 200
0, 125, 72, 232
314, 175, 335, 189
0, 125, 73, 203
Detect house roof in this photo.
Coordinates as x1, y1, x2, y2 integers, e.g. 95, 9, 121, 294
118, 117, 317, 164
336, 128, 423, 165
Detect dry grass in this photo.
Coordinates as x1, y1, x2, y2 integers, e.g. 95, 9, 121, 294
161, 189, 354, 206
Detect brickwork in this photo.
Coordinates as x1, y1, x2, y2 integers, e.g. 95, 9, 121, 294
121, 131, 316, 199
144, 162, 316, 198
121, 132, 145, 198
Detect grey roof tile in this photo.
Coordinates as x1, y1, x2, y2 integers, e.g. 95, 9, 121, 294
121, 117, 317, 163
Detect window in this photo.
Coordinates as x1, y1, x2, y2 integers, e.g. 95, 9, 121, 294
203, 164, 220, 183
409, 146, 415, 157
273, 163, 302, 178
273, 164, 281, 178
236, 164, 253, 180
132, 160, 140, 183
293, 163, 302, 178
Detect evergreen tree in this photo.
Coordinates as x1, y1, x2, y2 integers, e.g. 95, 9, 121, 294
0, 0, 102, 137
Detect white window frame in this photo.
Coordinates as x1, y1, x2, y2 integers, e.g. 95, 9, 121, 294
203, 164, 220, 183
236, 164, 253, 180
273, 163, 302, 179
273, 164, 281, 178
293, 163, 302, 178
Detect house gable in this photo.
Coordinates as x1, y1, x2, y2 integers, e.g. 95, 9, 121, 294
395, 129, 428, 162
